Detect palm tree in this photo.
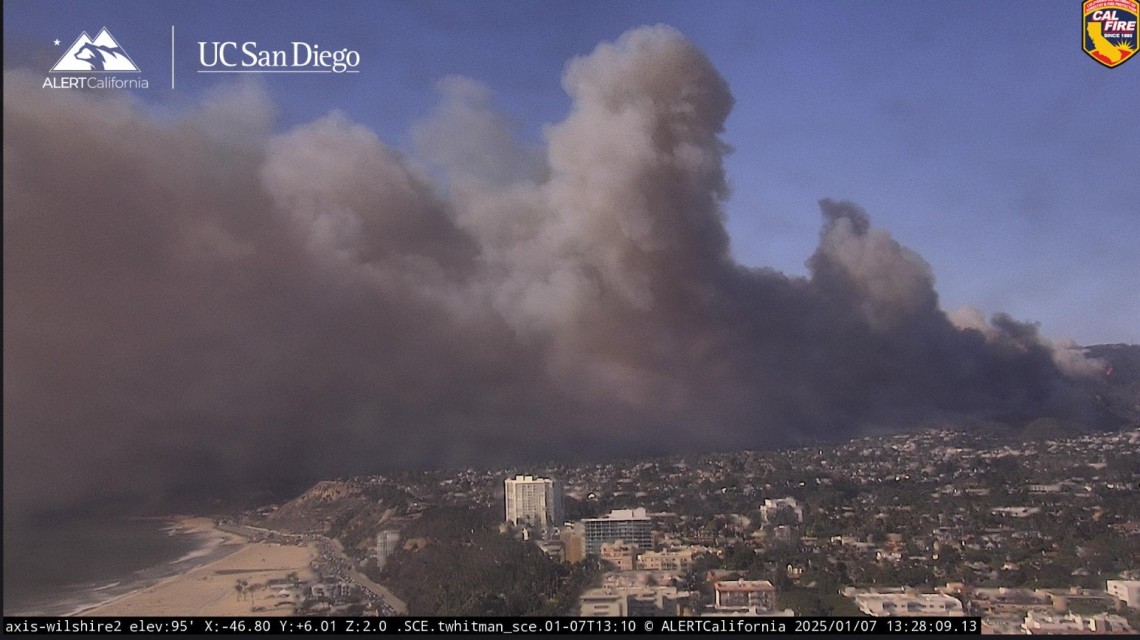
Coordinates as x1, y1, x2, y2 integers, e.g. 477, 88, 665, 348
247, 583, 263, 607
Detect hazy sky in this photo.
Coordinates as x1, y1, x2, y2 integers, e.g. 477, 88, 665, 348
7, 0, 1138, 345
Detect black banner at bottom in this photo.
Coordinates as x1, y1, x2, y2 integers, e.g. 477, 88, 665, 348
4, 616, 981, 634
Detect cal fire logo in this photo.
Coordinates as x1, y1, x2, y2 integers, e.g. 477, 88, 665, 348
1083, 0, 1138, 68
51, 27, 139, 72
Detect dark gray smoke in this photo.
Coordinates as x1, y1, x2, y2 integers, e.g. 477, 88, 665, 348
3, 25, 1110, 521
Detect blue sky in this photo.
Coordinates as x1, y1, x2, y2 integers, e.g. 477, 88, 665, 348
6, 0, 1138, 344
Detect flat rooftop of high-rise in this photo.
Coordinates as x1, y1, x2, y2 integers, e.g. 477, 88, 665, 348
714, 580, 775, 592
584, 507, 650, 521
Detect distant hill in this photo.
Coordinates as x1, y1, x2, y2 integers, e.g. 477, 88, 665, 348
968, 343, 1140, 441
1086, 343, 1140, 381
1084, 343, 1140, 425
261, 480, 407, 552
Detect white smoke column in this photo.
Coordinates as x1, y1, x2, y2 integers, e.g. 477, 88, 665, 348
1045, 338, 1107, 378
488, 25, 735, 407
950, 306, 1106, 378
948, 305, 1000, 341
813, 199, 937, 329
412, 75, 544, 187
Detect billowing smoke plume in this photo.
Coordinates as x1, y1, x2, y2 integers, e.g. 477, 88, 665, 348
2, 25, 1115, 521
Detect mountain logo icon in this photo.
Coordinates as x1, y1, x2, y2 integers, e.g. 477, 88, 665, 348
51, 28, 140, 72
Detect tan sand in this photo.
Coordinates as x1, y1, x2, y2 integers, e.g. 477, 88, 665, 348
80, 521, 317, 617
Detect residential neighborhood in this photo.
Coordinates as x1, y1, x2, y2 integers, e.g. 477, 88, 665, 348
233, 426, 1140, 632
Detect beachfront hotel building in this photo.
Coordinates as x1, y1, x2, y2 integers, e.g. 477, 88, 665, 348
504, 475, 564, 530
583, 508, 653, 555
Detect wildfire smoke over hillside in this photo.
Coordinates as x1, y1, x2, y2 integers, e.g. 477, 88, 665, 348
3, 26, 1120, 520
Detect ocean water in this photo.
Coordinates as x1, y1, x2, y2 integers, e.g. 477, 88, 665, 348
3, 516, 232, 616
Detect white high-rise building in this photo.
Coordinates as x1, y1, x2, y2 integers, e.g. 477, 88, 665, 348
505, 475, 564, 530
375, 529, 401, 571
582, 508, 652, 555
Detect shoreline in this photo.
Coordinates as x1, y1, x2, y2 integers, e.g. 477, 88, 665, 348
5, 515, 234, 617
73, 517, 317, 617
66, 517, 243, 617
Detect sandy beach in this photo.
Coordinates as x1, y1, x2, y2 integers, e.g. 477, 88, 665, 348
79, 519, 317, 617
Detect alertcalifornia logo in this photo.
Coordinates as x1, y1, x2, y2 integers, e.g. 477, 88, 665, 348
44, 27, 150, 89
